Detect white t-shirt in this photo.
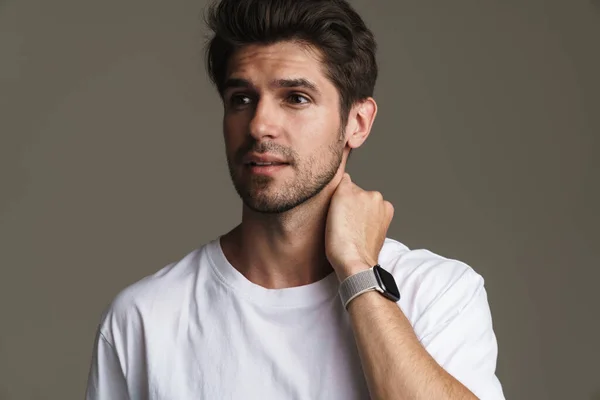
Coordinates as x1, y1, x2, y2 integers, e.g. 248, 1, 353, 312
86, 237, 505, 400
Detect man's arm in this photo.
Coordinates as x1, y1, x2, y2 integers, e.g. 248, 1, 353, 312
325, 173, 503, 400
346, 283, 477, 400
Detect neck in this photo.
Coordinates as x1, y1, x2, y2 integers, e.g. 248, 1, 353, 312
221, 174, 344, 289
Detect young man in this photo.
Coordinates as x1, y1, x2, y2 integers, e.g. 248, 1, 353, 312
86, 0, 505, 399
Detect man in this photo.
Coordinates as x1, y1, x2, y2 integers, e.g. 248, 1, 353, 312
86, 0, 505, 399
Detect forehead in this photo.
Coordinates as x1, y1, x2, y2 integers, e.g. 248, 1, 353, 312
226, 41, 332, 88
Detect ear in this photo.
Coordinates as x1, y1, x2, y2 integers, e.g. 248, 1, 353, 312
345, 97, 378, 149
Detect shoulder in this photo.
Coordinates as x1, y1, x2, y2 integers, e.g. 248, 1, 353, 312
379, 238, 486, 336
379, 237, 483, 293
96, 245, 207, 344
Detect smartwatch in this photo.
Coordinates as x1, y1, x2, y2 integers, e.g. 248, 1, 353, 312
338, 265, 401, 310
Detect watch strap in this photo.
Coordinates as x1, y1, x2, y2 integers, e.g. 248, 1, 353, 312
339, 267, 380, 310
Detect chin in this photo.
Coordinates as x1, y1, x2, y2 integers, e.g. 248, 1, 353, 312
244, 201, 296, 214
230, 160, 340, 214
241, 183, 329, 214
240, 190, 300, 214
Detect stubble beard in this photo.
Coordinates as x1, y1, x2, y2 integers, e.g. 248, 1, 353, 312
227, 133, 345, 214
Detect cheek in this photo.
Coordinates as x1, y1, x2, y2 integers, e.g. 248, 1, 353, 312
296, 128, 341, 168
223, 116, 246, 148
301, 115, 340, 150
296, 110, 334, 139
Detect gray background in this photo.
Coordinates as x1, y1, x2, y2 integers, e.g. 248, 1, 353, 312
1, 0, 598, 399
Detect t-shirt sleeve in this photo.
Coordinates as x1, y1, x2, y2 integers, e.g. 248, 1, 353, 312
85, 328, 130, 400
417, 268, 505, 400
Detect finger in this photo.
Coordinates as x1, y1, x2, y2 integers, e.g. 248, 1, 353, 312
384, 201, 395, 220
371, 191, 383, 202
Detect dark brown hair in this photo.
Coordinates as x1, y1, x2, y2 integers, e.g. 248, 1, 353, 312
204, 0, 378, 128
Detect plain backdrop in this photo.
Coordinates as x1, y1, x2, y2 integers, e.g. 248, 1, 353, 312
1, 0, 598, 399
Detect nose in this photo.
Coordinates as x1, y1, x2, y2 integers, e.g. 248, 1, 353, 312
248, 97, 282, 141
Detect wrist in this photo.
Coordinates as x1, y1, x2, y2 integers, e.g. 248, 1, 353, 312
338, 264, 402, 310
334, 261, 374, 282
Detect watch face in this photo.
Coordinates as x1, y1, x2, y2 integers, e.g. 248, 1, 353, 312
374, 265, 401, 301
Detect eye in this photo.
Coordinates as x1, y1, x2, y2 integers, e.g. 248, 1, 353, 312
229, 94, 252, 108
288, 94, 310, 105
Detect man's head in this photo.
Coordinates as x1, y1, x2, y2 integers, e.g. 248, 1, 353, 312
205, 0, 378, 214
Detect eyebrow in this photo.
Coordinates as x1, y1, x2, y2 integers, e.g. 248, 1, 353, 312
222, 78, 252, 91
272, 78, 318, 92
222, 77, 320, 93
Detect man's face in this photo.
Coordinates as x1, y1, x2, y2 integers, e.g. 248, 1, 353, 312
222, 41, 346, 214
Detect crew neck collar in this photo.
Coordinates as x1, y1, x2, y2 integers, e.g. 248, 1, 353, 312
205, 237, 340, 308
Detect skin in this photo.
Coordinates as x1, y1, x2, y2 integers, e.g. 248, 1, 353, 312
218, 40, 477, 400
219, 40, 375, 288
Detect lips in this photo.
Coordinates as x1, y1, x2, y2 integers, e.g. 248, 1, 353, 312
242, 153, 290, 166
247, 161, 287, 166
242, 154, 290, 176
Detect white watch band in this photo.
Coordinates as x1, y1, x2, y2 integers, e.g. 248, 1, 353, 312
338, 268, 381, 310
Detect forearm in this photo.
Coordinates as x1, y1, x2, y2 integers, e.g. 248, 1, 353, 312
347, 290, 478, 400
